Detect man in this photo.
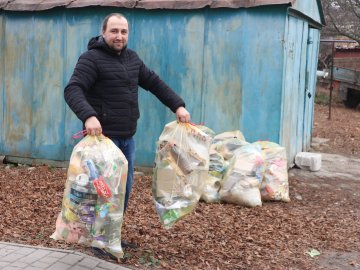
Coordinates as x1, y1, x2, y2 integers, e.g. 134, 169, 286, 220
64, 13, 190, 251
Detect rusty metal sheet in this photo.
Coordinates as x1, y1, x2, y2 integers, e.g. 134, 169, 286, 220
210, 0, 295, 8
4, 0, 43, 11
1, 0, 295, 10
67, 0, 137, 9
333, 67, 360, 86
136, 0, 211, 9
0, 0, 8, 8
35, 0, 73, 11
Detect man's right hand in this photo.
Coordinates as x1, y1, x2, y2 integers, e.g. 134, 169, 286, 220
85, 116, 102, 136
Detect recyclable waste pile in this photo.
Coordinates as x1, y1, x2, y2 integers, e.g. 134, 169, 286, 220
152, 121, 211, 229
51, 135, 128, 259
198, 130, 290, 207
153, 122, 290, 212
201, 131, 247, 203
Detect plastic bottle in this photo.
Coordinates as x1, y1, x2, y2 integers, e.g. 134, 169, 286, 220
69, 159, 100, 226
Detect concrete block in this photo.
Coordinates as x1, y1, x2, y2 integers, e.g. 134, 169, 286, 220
77, 257, 99, 268
47, 251, 68, 258
38, 256, 59, 264
10, 261, 28, 268
14, 247, 35, 255
46, 262, 71, 270
96, 261, 119, 270
295, 152, 322, 172
29, 250, 51, 259
59, 254, 82, 265
31, 261, 51, 268
2, 253, 24, 262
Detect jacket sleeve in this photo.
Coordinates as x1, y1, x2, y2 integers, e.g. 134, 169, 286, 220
138, 60, 185, 113
64, 52, 98, 123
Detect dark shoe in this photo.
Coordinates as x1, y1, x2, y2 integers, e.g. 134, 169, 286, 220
121, 240, 138, 249
91, 247, 118, 262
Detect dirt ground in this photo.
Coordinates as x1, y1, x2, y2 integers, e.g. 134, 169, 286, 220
1, 102, 360, 270
312, 101, 360, 157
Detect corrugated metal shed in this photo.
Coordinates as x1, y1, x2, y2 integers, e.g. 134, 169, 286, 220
0, 0, 324, 167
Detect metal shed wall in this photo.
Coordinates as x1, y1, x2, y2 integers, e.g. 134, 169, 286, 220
0, 5, 319, 167
280, 15, 320, 165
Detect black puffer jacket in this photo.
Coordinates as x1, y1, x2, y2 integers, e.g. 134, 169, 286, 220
64, 36, 185, 138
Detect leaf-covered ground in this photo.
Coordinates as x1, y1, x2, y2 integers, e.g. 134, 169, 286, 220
312, 103, 360, 157
1, 103, 360, 269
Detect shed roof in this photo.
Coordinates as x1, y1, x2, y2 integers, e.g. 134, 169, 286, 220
0, 0, 295, 11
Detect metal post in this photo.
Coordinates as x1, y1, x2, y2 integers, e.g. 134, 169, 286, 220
328, 41, 335, 120
320, 39, 357, 120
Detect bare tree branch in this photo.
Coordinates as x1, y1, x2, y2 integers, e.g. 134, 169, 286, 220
321, 0, 360, 44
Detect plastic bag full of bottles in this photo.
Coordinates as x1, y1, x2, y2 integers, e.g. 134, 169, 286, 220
152, 121, 211, 229
51, 135, 128, 260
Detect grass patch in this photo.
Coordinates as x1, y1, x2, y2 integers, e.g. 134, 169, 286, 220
315, 92, 330, 105
315, 91, 343, 105
138, 250, 160, 268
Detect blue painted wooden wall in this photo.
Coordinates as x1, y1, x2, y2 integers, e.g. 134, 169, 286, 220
280, 16, 320, 165
0, 6, 320, 167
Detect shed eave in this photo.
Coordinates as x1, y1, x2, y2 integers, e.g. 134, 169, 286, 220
0, 0, 295, 11
316, 0, 326, 26
288, 7, 324, 29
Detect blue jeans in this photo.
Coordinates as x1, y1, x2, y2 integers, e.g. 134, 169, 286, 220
109, 136, 135, 212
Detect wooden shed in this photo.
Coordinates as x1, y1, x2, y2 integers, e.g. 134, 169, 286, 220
0, 0, 325, 167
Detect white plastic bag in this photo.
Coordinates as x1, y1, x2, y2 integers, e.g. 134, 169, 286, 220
51, 135, 128, 259
220, 144, 264, 207
213, 137, 249, 161
153, 121, 211, 228
200, 152, 225, 203
213, 130, 246, 144
253, 141, 290, 202
201, 130, 247, 203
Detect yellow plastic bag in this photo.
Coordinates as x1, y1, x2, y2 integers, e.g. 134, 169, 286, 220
51, 135, 128, 259
153, 121, 211, 228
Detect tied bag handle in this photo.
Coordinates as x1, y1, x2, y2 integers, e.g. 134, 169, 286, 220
72, 130, 88, 139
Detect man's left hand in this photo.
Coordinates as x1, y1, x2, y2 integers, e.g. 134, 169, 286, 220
176, 106, 191, 123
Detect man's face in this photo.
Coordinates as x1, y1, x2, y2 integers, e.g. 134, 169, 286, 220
102, 16, 129, 52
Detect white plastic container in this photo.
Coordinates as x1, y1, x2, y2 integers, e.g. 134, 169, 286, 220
295, 152, 322, 172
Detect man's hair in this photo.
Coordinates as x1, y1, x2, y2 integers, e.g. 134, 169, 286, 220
102, 13, 127, 32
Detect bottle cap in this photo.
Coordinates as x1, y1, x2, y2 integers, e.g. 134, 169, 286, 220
76, 173, 89, 186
